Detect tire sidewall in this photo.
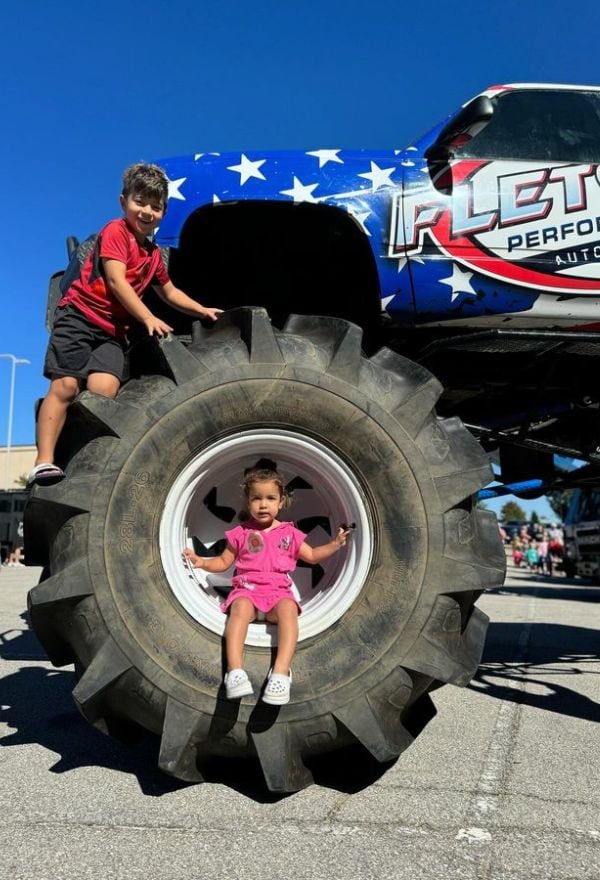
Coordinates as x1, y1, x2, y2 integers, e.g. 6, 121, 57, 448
85, 365, 445, 718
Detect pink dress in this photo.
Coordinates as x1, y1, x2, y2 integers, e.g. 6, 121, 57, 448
220, 520, 306, 615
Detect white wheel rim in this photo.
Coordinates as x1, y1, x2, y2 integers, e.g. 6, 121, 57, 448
159, 429, 373, 646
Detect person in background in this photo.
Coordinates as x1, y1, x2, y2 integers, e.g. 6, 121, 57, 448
512, 534, 524, 568
526, 540, 539, 571
537, 532, 552, 576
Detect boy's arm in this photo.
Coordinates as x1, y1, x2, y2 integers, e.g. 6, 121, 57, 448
183, 544, 236, 572
298, 527, 351, 565
103, 258, 174, 336
154, 281, 222, 322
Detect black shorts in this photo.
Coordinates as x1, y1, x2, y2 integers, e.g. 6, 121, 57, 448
44, 305, 126, 382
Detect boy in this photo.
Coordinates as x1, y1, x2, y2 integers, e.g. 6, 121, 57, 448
29, 163, 222, 487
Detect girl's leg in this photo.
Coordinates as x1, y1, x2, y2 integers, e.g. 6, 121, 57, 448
266, 598, 299, 674
36, 376, 82, 464
225, 598, 257, 670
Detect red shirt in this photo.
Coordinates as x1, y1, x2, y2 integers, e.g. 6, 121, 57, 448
58, 218, 170, 337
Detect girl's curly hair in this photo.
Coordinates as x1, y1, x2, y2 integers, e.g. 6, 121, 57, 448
239, 458, 292, 520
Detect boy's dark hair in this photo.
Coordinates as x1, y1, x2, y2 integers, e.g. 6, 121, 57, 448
122, 163, 168, 207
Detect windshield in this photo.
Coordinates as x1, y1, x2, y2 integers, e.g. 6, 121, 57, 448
458, 89, 600, 163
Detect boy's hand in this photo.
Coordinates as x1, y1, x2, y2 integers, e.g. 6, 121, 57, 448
182, 547, 203, 568
200, 307, 223, 322
144, 315, 174, 337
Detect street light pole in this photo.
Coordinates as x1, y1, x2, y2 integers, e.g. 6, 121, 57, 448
0, 354, 30, 490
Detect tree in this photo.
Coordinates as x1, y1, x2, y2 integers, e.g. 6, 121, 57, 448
16, 473, 28, 488
544, 462, 574, 522
500, 500, 527, 522
545, 488, 574, 522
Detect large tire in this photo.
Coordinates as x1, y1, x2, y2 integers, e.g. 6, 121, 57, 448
25, 308, 505, 792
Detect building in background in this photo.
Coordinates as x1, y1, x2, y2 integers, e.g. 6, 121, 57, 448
0, 445, 35, 562
0, 444, 36, 490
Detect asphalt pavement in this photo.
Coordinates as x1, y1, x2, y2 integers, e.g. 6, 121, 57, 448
0, 560, 598, 880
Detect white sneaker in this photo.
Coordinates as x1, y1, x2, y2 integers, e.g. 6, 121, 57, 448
224, 668, 253, 699
262, 669, 292, 705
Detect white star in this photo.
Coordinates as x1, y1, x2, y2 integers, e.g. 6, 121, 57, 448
346, 206, 372, 236
439, 264, 477, 302
167, 176, 186, 201
396, 257, 407, 273
212, 194, 221, 203
381, 294, 396, 310
306, 149, 343, 168
279, 176, 319, 202
226, 154, 267, 185
358, 161, 396, 191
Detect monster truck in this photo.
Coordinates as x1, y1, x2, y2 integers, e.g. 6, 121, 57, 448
26, 83, 600, 791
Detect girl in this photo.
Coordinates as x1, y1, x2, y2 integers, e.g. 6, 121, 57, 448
183, 460, 351, 705
526, 540, 539, 570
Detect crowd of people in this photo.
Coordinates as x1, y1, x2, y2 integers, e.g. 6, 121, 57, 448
510, 522, 564, 575
1, 545, 24, 567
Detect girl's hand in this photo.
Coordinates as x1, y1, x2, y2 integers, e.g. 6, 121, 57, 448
335, 525, 353, 547
182, 547, 203, 568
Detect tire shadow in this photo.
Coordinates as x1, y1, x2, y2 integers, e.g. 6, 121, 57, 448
489, 576, 600, 603
0, 615, 396, 799
197, 748, 395, 799
0, 661, 396, 800
0, 663, 194, 796
4, 608, 597, 797
472, 621, 599, 723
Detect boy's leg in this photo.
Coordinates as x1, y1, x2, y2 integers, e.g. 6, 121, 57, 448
225, 598, 257, 670
86, 336, 125, 398
87, 372, 121, 398
35, 306, 118, 474
266, 598, 299, 674
35, 375, 82, 465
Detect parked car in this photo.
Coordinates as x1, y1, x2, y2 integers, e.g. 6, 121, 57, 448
501, 521, 530, 543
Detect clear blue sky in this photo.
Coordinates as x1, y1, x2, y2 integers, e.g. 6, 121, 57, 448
2, 0, 596, 518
